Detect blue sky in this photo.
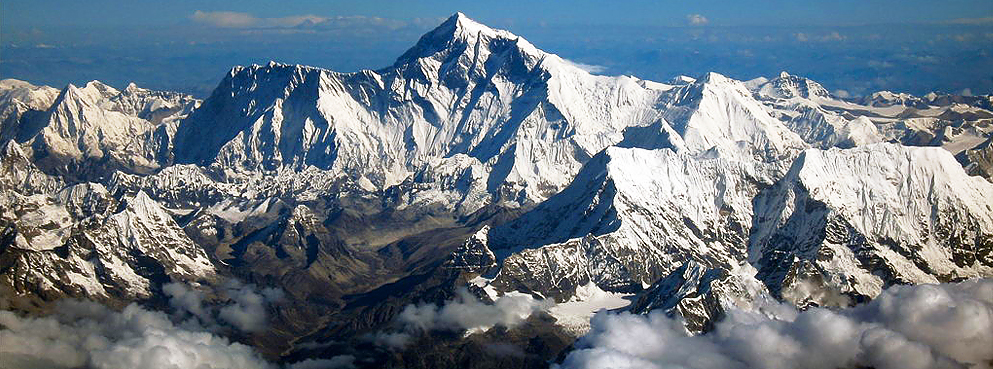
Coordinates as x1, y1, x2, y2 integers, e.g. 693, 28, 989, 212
3, 1, 992, 97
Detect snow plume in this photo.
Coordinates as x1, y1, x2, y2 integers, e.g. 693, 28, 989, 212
0, 300, 273, 369
781, 279, 851, 308
165, 280, 284, 333
558, 279, 993, 369
563, 59, 608, 74
369, 288, 551, 349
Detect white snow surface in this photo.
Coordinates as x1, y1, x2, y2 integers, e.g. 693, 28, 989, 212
751, 143, 993, 300
171, 13, 812, 212
548, 282, 633, 336
488, 147, 778, 300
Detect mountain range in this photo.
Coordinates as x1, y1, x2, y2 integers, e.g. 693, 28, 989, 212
1, 13, 991, 369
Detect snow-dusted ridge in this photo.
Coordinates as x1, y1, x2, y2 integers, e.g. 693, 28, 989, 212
751, 143, 993, 303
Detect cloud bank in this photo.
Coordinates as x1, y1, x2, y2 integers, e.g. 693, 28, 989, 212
557, 279, 993, 369
0, 300, 273, 369
0, 280, 288, 369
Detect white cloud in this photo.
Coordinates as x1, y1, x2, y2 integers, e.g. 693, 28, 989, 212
794, 33, 809, 42
868, 60, 894, 69
558, 279, 993, 369
686, 14, 709, 26
0, 281, 286, 368
191, 10, 328, 28
164, 280, 284, 333
367, 288, 551, 350
367, 331, 413, 350
399, 289, 550, 333
0, 300, 274, 369
218, 280, 285, 332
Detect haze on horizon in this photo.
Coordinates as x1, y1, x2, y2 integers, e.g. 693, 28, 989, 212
2, 0, 992, 98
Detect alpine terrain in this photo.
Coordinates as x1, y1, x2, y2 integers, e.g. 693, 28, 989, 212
1, 13, 991, 369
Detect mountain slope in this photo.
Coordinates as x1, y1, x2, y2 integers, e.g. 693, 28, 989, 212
659, 72, 808, 162
477, 147, 778, 301
750, 143, 993, 305
1, 80, 198, 181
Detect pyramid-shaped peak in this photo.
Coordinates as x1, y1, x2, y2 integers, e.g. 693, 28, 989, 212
392, 12, 540, 67
443, 12, 505, 38
55, 81, 108, 108
57, 80, 120, 104
696, 72, 738, 87
83, 80, 120, 97
760, 71, 832, 99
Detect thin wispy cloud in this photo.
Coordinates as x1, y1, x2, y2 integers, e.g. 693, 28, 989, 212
947, 17, 993, 25
190, 10, 407, 31
794, 32, 847, 42
191, 10, 326, 28
823, 31, 846, 41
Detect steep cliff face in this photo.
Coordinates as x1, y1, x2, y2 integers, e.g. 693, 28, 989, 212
958, 137, 993, 182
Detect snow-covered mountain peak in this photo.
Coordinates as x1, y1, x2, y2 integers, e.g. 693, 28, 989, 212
697, 71, 736, 86
53, 80, 131, 112
660, 71, 809, 162
392, 12, 543, 71
751, 143, 993, 302
754, 71, 832, 100
485, 146, 778, 300
83, 80, 120, 99
0, 79, 60, 112
790, 144, 993, 222
172, 14, 673, 203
